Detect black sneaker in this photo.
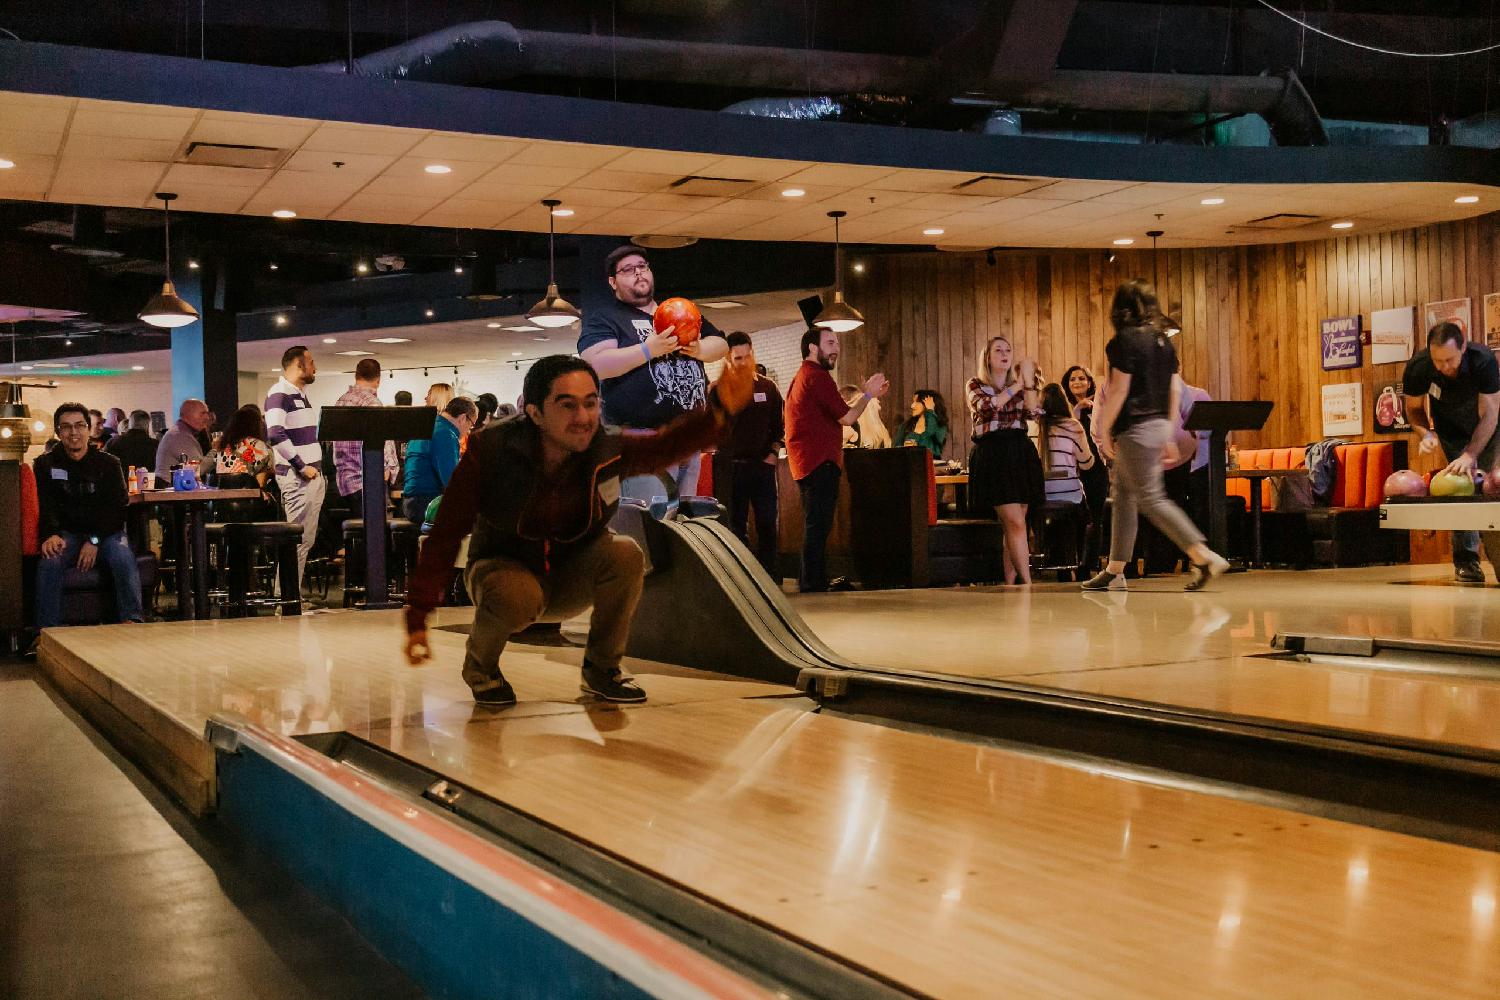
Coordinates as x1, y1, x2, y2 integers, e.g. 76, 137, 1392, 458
470, 675, 517, 706
1455, 562, 1486, 584
581, 660, 647, 703
1186, 553, 1231, 592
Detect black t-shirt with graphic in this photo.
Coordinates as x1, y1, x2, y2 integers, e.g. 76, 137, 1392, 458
576, 297, 724, 428
1402, 342, 1500, 442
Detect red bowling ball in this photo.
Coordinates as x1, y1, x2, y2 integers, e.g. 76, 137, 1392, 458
1383, 469, 1427, 497
653, 297, 702, 346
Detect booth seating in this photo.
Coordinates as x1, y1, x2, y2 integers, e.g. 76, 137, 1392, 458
1229, 441, 1409, 567
57, 554, 159, 626
341, 517, 418, 608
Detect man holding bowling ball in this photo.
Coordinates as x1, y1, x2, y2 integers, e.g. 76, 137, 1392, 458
1402, 321, 1500, 582
579, 246, 730, 503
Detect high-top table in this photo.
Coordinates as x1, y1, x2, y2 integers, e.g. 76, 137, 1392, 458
130, 487, 261, 620
1226, 468, 1308, 567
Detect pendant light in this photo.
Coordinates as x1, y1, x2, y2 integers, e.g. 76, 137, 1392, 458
139, 192, 199, 329
525, 199, 580, 328
813, 210, 864, 333
1146, 228, 1182, 337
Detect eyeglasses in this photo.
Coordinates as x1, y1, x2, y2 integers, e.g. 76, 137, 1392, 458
615, 263, 651, 277
57, 421, 89, 432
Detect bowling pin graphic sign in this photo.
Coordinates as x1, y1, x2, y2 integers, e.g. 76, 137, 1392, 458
1320, 315, 1362, 371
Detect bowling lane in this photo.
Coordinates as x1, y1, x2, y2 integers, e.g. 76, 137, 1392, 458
795, 564, 1500, 751
363, 697, 1499, 1000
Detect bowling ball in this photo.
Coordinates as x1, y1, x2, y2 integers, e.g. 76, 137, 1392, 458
653, 297, 702, 346
1431, 471, 1477, 497
1383, 469, 1427, 497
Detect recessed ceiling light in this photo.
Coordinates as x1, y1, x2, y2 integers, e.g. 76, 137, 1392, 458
1456, 195, 1481, 204
0, 158, 14, 170
268, 262, 279, 271
369, 337, 411, 344
355, 261, 370, 274
700, 301, 745, 309
33, 363, 69, 368
131, 365, 145, 371
20, 365, 32, 370
486, 322, 503, 329
335, 350, 374, 356
503, 325, 544, 332
532, 336, 550, 342
551, 207, 575, 217
322, 338, 337, 344
424, 309, 435, 318
272, 209, 296, 219
781, 188, 806, 198
923, 228, 945, 236
512, 351, 524, 356
454, 264, 465, 274
274, 314, 288, 326
64, 339, 72, 346
1331, 221, 1354, 230
1200, 197, 1226, 206
1113, 238, 1135, 246
424, 164, 453, 174
852, 262, 866, 274
187, 259, 200, 269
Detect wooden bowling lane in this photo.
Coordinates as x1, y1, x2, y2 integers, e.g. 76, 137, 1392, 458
363, 698, 1499, 1000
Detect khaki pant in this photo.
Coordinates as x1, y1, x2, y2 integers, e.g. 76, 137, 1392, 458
460, 532, 645, 691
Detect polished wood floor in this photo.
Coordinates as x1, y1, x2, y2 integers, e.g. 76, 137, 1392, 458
33, 566, 1500, 998
798, 565, 1500, 752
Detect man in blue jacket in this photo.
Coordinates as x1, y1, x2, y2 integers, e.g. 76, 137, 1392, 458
403, 397, 477, 522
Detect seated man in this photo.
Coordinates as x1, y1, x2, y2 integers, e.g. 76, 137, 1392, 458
404, 354, 752, 705
34, 402, 144, 628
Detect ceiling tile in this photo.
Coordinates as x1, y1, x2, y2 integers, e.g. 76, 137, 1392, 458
0, 128, 64, 156
1028, 179, 1136, 201
741, 182, 846, 203
149, 185, 250, 213
859, 169, 971, 194
472, 162, 591, 188
281, 149, 397, 175
590, 208, 690, 233
547, 187, 643, 209
694, 197, 787, 218
696, 156, 808, 182
49, 158, 168, 203
902, 192, 1000, 212
727, 217, 830, 241
191, 114, 318, 149
1086, 182, 1209, 206
329, 193, 445, 225
505, 142, 630, 169
362, 156, 498, 197
418, 200, 527, 228
605, 148, 722, 175
161, 162, 272, 189
629, 192, 728, 212
61, 133, 180, 161
1032, 199, 1136, 221
0, 153, 52, 198
671, 214, 755, 237
301, 124, 425, 156
257, 169, 368, 201
572, 169, 678, 194
71, 108, 195, 141
782, 163, 900, 186
0, 94, 74, 132
407, 133, 527, 162
452, 182, 562, 207
241, 191, 342, 215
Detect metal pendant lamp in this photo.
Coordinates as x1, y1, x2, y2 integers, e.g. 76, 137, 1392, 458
813, 210, 865, 333
139, 192, 200, 329
525, 199, 581, 328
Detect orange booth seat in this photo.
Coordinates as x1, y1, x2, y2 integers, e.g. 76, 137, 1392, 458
1226, 441, 1408, 566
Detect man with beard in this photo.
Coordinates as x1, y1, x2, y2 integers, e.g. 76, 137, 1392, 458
265, 345, 324, 587
404, 353, 754, 705
577, 246, 729, 502
785, 326, 888, 593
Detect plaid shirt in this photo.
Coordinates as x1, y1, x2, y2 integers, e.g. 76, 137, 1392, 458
966, 377, 1031, 437
332, 384, 400, 497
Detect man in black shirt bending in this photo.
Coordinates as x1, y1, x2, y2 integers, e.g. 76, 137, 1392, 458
34, 402, 144, 627
1403, 322, 1500, 583
577, 246, 728, 503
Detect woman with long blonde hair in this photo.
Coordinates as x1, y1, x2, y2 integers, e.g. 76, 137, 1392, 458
966, 335, 1044, 584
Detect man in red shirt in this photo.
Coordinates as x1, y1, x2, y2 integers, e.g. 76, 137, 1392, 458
784, 327, 888, 592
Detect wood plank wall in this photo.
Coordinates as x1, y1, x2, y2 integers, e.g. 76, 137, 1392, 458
837, 215, 1500, 563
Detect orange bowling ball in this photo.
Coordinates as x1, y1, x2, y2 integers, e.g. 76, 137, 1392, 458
653, 297, 702, 346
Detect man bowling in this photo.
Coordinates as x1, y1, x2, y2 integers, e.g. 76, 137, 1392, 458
404, 353, 753, 705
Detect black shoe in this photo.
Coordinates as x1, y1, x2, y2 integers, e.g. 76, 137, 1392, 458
470, 675, 517, 706
580, 660, 647, 703
1186, 553, 1231, 592
1455, 562, 1486, 584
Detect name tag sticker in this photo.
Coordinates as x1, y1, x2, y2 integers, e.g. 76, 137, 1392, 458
598, 476, 621, 505
1430, 383, 1443, 400
50, 468, 68, 480
753, 392, 768, 402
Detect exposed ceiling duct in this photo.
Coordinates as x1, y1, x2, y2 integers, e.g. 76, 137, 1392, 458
301, 17, 1326, 146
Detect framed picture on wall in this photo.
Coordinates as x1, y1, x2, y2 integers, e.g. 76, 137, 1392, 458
1484, 293, 1500, 350
1373, 381, 1411, 434
1370, 306, 1415, 365
1424, 297, 1472, 341
1319, 315, 1362, 370
1321, 383, 1364, 437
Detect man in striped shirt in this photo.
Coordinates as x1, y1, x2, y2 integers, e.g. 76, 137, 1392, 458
265, 345, 324, 587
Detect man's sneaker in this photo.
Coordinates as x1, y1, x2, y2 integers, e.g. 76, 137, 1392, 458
470, 675, 517, 706
581, 660, 647, 703
1080, 570, 1126, 591
1455, 562, 1486, 584
1186, 553, 1231, 592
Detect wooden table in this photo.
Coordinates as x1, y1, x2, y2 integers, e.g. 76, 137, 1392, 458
130, 488, 262, 620
934, 473, 969, 514
1226, 468, 1308, 567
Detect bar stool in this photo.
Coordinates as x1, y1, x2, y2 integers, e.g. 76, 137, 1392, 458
341, 517, 418, 607
224, 521, 304, 617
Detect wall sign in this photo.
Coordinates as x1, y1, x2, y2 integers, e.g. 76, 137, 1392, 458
1424, 297, 1473, 342
1322, 382, 1364, 437
1484, 293, 1500, 350
1320, 315, 1362, 370
1373, 382, 1410, 434
1370, 306, 1415, 366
